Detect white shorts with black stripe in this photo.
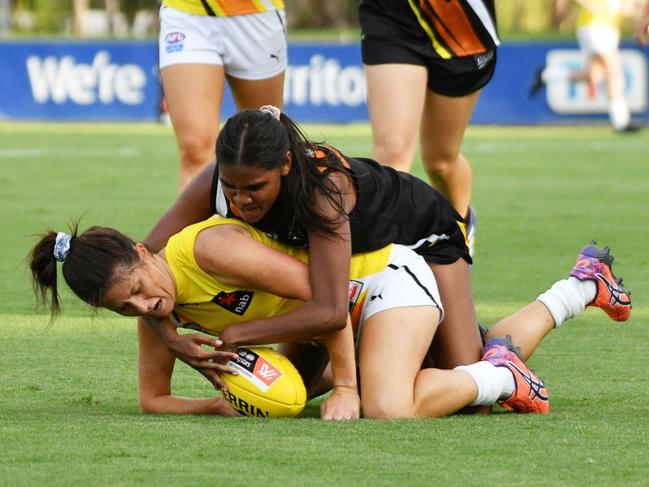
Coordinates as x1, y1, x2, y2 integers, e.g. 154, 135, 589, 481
159, 6, 287, 79
356, 245, 443, 340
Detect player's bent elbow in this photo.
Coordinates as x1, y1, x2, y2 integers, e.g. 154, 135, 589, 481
138, 397, 158, 414
315, 305, 348, 334
138, 393, 166, 414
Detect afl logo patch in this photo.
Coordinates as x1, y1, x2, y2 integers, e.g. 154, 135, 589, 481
165, 32, 185, 44
348, 280, 363, 312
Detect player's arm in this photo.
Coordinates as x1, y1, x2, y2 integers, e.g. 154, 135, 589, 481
204, 171, 356, 343
318, 315, 360, 420
144, 161, 216, 253
140, 313, 239, 390
137, 319, 239, 415
194, 223, 311, 300
202, 173, 359, 418
141, 162, 220, 376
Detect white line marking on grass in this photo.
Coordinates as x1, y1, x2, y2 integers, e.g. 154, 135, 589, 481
0, 147, 139, 158
471, 140, 647, 154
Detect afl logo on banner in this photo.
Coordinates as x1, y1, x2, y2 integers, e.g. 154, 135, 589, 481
545, 49, 647, 114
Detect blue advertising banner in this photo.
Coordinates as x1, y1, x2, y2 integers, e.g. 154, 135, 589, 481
0, 41, 159, 120
218, 43, 368, 122
474, 41, 649, 124
1, 40, 648, 124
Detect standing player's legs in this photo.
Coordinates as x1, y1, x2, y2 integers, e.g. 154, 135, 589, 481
227, 73, 285, 111
577, 25, 631, 130
160, 7, 287, 191
162, 64, 225, 191
568, 57, 604, 95
365, 64, 428, 172
600, 50, 631, 130
158, 7, 229, 191
419, 89, 480, 219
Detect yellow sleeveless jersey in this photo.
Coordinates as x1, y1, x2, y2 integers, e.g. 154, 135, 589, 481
165, 218, 392, 336
163, 0, 284, 17
576, 0, 622, 29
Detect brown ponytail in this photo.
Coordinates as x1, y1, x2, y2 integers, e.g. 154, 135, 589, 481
29, 222, 140, 322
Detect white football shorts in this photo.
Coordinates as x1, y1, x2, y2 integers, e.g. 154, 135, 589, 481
159, 6, 287, 80
577, 25, 620, 56
355, 244, 444, 343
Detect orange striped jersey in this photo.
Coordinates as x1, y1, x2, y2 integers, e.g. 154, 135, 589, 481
165, 217, 392, 335
362, 0, 499, 60
163, 0, 284, 17
409, 0, 498, 58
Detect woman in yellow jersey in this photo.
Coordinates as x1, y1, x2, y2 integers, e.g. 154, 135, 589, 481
29, 218, 631, 417
159, 0, 287, 190
530, 0, 641, 132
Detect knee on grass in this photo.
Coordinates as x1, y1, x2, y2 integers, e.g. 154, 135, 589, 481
361, 396, 415, 419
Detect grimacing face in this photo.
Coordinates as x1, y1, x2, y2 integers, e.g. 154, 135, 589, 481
101, 244, 176, 318
218, 152, 292, 224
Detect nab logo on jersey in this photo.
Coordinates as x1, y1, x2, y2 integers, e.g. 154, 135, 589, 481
213, 290, 254, 315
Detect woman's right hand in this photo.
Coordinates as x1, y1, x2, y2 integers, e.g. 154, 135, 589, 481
166, 333, 239, 390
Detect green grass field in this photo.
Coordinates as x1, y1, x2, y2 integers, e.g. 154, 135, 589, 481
1, 122, 648, 486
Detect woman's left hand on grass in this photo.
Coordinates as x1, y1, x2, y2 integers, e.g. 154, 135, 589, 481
320, 385, 360, 420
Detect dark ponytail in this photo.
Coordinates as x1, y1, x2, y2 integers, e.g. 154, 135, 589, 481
216, 109, 352, 237
29, 222, 139, 322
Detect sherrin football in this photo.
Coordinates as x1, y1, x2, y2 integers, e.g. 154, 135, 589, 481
221, 347, 306, 418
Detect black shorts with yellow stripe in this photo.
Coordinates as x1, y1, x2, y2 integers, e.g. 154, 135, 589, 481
359, 0, 497, 97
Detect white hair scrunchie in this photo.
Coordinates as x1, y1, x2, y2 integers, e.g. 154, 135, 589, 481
259, 105, 281, 121
53, 232, 72, 263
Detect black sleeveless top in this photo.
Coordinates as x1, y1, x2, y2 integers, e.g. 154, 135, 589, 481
211, 146, 470, 264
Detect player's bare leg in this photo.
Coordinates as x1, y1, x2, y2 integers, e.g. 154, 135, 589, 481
359, 306, 481, 418
419, 90, 479, 218
485, 302, 555, 362
227, 72, 285, 111
486, 242, 632, 361
428, 261, 482, 367
161, 63, 224, 191
428, 259, 489, 414
365, 64, 427, 172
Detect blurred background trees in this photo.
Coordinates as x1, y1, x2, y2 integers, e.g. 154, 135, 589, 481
0, 0, 646, 38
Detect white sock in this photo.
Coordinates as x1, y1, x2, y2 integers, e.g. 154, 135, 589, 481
609, 98, 630, 130
455, 361, 515, 406
542, 65, 570, 82
537, 277, 597, 327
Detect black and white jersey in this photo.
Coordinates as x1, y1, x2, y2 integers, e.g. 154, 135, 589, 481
211, 146, 470, 264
